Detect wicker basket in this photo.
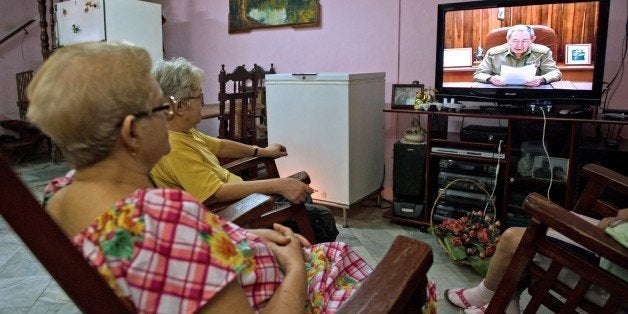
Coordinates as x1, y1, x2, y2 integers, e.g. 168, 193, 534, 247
430, 178, 497, 267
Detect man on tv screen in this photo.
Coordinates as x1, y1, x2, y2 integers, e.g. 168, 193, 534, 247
473, 24, 562, 87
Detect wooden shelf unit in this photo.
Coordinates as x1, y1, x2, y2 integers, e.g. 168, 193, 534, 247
384, 106, 627, 227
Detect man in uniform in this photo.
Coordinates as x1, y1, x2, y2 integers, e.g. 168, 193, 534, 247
473, 24, 562, 87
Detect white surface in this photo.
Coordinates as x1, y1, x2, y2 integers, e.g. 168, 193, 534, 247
55, 0, 163, 64
266, 72, 386, 207
500, 64, 535, 85
443, 48, 472, 67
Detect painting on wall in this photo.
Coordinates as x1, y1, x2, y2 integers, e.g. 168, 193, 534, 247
229, 0, 320, 33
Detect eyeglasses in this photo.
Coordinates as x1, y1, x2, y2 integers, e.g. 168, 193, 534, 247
134, 96, 175, 120
183, 91, 204, 105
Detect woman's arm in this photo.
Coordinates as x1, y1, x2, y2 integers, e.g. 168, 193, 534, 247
597, 208, 628, 229
211, 178, 313, 204
197, 224, 307, 313
216, 139, 287, 159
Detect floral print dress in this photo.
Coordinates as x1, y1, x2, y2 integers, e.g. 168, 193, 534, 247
44, 173, 372, 313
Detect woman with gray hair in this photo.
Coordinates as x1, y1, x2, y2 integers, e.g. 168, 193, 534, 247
150, 57, 340, 244
28, 42, 371, 313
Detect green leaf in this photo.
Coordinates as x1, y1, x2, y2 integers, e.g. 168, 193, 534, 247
443, 235, 467, 261
469, 255, 491, 277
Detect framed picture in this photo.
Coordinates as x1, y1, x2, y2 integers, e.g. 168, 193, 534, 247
565, 44, 592, 65
229, 0, 320, 33
443, 48, 473, 67
532, 156, 569, 182
391, 84, 424, 109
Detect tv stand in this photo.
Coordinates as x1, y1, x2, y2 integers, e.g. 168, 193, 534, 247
383, 106, 627, 227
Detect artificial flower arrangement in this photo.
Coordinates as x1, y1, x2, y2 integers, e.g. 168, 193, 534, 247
433, 210, 502, 276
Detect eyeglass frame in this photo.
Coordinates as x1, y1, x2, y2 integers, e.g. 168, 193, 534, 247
182, 91, 204, 105
133, 95, 176, 120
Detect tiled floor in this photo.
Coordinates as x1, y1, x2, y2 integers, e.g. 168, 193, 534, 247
0, 156, 538, 313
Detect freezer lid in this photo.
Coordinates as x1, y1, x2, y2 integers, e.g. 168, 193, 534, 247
266, 72, 385, 82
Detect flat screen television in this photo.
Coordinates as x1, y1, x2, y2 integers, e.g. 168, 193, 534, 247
435, 0, 610, 105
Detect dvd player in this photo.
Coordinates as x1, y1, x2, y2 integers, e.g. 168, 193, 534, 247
431, 147, 505, 159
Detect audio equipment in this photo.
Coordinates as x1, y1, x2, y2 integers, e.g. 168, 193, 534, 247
393, 141, 426, 218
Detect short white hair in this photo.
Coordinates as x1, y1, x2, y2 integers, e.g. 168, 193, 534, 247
27, 42, 154, 168
507, 25, 535, 39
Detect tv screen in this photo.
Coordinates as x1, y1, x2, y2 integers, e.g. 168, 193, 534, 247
435, 0, 610, 105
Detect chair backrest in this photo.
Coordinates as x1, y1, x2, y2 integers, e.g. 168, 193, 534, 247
0, 157, 133, 313
16, 70, 33, 121
486, 164, 628, 313
485, 25, 558, 58
251, 63, 275, 104
218, 64, 259, 145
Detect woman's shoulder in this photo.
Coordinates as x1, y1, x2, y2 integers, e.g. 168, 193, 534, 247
44, 170, 76, 204
138, 188, 205, 211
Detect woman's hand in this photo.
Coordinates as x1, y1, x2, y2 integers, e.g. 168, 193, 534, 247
265, 224, 308, 271
278, 178, 314, 204
261, 144, 288, 158
249, 227, 311, 248
597, 208, 628, 229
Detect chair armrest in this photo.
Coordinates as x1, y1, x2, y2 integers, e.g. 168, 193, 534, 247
220, 156, 280, 180
215, 193, 275, 224
524, 192, 628, 270
573, 164, 628, 217
580, 164, 628, 195
337, 236, 433, 313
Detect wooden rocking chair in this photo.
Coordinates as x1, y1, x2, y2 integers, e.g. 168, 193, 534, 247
0, 70, 45, 164
218, 64, 259, 145
0, 156, 433, 313
486, 164, 628, 313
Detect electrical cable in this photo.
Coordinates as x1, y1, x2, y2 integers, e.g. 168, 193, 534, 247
483, 139, 503, 215
360, 163, 392, 209
540, 108, 554, 201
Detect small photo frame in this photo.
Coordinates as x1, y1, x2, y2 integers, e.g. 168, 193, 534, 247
391, 83, 424, 109
565, 44, 591, 65
532, 156, 569, 182
443, 48, 473, 68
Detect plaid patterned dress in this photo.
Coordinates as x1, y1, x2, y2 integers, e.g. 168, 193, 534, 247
44, 174, 372, 313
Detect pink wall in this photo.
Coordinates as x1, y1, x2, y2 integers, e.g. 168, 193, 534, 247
1, 0, 626, 199
0, 0, 41, 123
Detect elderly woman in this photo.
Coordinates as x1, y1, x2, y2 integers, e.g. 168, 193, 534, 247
149, 57, 338, 243
27, 42, 371, 313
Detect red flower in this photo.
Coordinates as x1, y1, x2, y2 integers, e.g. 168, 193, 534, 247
485, 245, 496, 257
452, 237, 462, 246
477, 228, 490, 243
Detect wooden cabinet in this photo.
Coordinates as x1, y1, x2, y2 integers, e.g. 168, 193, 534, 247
383, 107, 627, 227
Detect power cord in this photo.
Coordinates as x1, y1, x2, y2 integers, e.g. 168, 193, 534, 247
484, 139, 503, 215
539, 107, 554, 201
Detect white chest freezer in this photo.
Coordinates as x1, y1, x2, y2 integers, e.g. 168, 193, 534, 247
266, 72, 386, 214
